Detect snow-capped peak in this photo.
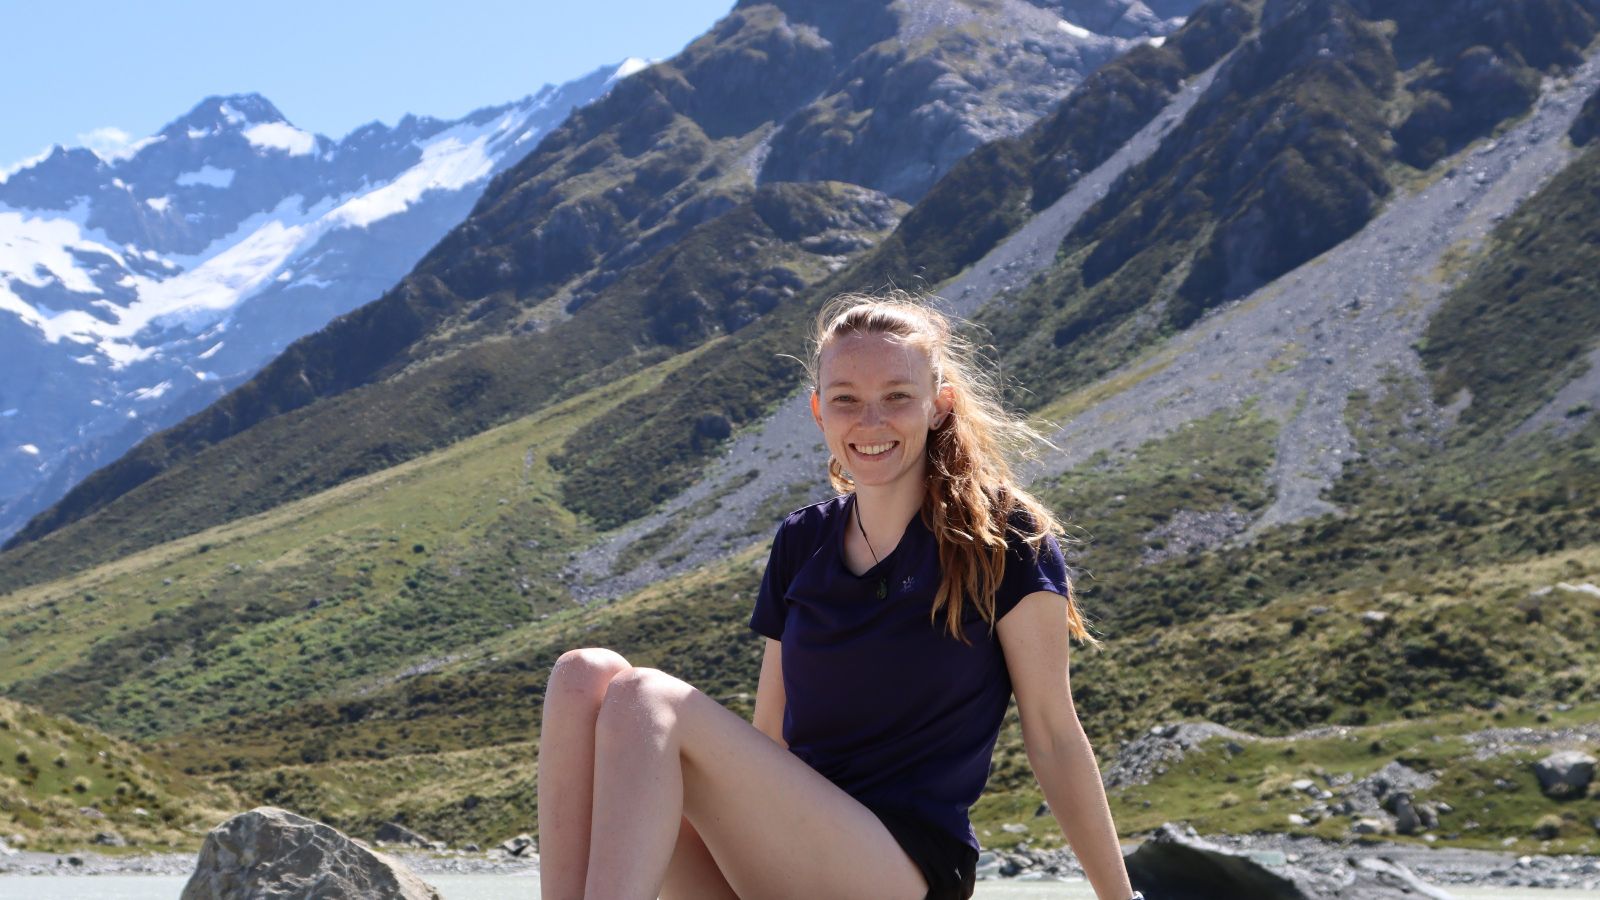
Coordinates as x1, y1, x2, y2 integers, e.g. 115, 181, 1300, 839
607, 57, 653, 84
166, 93, 289, 141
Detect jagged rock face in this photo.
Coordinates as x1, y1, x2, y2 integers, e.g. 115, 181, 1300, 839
0, 66, 622, 547
759, 0, 1203, 201
181, 807, 442, 900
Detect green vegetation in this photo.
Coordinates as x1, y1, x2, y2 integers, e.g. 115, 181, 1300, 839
1420, 143, 1600, 435
0, 697, 238, 851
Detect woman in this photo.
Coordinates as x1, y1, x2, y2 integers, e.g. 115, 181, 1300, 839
537, 291, 1138, 899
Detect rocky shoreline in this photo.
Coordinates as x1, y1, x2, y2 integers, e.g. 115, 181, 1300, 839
983, 831, 1600, 893
0, 846, 537, 878
5, 833, 1598, 892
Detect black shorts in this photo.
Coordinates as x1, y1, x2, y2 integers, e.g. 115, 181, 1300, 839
868, 806, 978, 900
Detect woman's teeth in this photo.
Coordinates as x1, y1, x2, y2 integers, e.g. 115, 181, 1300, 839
853, 441, 896, 457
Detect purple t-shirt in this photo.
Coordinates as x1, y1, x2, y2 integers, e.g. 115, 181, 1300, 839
749, 492, 1070, 851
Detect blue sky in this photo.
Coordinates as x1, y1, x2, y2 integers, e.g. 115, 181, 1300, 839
0, 0, 735, 172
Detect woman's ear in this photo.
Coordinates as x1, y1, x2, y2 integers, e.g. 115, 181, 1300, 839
937, 383, 955, 423
810, 390, 823, 429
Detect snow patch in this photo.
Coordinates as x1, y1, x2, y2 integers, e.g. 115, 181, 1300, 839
1057, 18, 1093, 39
80, 127, 163, 162
146, 196, 172, 213
1148, 35, 1167, 48
0, 145, 55, 184
244, 121, 316, 156
326, 113, 504, 227
198, 341, 223, 360
132, 381, 173, 401
176, 166, 235, 188
18, 444, 39, 455
608, 57, 652, 83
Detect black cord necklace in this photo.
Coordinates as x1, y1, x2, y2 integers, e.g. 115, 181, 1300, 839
855, 501, 889, 600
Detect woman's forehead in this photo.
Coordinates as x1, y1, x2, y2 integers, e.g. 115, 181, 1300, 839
819, 332, 933, 384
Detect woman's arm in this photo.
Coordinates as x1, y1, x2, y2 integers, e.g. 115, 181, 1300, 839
997, 592, 1132, 900
752, 638, 787, 748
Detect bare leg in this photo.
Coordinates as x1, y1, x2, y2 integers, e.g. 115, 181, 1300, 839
537, 648, 630, 900
585, 667, 927, 900
538, 650, 739, 900
660, 816, 739, 900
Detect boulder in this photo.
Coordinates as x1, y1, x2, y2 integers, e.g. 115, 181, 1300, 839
181, 807, 442, 900
0, 835, 14, 856
501, 833, 535, 857
1125, 823, 1457, 899
1126, 824, 1307, 898
374, 822, 434, 848
1534, 750, 1596, 799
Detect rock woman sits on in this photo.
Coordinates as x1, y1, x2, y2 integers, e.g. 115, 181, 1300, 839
536, 291, 1138, 900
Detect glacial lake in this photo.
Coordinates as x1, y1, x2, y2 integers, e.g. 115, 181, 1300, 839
0, 875, 1597, 899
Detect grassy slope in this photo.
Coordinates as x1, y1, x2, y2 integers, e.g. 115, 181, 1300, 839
0, 697, 238, 852
0, 339, 726, 738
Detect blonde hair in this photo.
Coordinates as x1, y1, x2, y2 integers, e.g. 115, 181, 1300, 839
802, 289, 1096, 645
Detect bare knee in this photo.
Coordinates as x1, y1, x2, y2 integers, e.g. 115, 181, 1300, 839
549, 647, 631, 699
596, 667, 686, 738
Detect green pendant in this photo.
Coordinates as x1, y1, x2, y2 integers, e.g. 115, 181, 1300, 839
877, 579, 888, 600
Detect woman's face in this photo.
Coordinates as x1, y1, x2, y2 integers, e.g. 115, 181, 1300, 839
810, 331, 953, 493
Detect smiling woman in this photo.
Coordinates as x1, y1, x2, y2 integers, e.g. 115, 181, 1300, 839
536, 290, 1138, 900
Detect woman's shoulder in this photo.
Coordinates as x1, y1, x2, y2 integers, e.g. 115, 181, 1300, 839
776, 494, 850, 542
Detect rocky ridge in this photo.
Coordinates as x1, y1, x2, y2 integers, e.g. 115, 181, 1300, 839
565, 40, 1600, 596
563, 53, 1232, 598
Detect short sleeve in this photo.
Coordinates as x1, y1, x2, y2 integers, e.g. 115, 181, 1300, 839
750, 520, 792, 640
994, 525, 1070, 622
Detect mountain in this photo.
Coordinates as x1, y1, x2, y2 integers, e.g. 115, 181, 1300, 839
2, 0, 1599, 860
0, 0, 1199, 584
0, 62, 637, 543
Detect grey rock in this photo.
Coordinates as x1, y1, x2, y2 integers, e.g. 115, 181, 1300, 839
1533, 750, 1596, 798
500, 833, 535, 857
180, 807, 442, 899
374, 822, 434, 848
1103, 720, 1257, 789
1125, 822, 1457, 899
92, 831, 127, 847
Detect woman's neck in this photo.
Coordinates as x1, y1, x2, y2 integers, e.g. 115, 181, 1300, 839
852, 481, 924, 545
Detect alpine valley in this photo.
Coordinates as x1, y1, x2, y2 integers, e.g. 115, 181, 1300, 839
1, 0, 1598, 876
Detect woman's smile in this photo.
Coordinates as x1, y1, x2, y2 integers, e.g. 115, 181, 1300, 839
850, 440, 899, 459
